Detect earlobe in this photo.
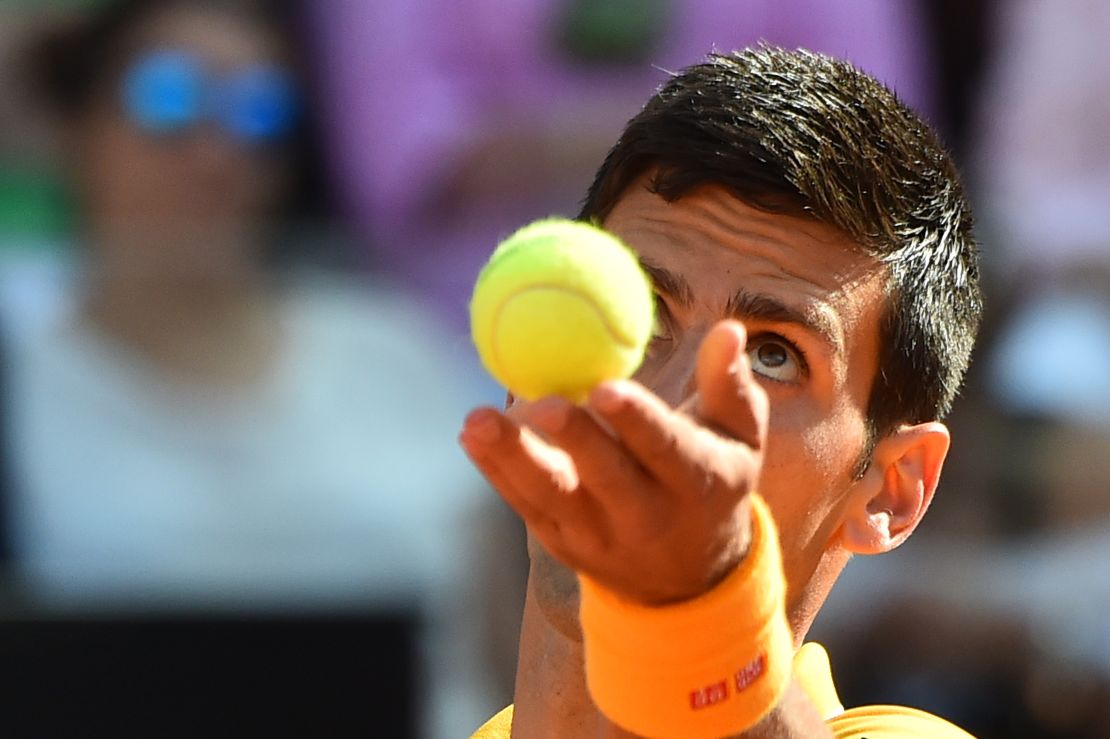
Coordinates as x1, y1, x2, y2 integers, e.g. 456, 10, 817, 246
838, 422, 950, 556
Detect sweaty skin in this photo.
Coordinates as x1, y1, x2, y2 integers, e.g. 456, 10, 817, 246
461, 178, 951, 737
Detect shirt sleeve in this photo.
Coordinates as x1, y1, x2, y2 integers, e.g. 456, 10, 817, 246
826, 704, 977, 738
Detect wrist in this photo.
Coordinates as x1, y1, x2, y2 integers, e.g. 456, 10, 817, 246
579, 495, 792, 739
700, 495, 755, 601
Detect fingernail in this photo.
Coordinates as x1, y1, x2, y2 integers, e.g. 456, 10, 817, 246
590, 381, 627, 414
530, 397, 569, 434
729, 353, 751, 381
463, 411, 501, 446
718, 318, 746, 345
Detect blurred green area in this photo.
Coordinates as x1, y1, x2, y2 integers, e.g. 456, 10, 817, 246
0, 0, 87, 244
0, 165, 71, 240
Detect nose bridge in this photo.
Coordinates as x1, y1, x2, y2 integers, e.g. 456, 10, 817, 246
188, 125, 243, 167
641, 327, 709, 408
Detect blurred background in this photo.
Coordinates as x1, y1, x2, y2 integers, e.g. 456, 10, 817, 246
0, 0, 1106, 737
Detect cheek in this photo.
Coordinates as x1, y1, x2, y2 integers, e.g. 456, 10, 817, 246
760, 420, 834, 539
80, 124, 159, 208
758, 401, 869, 566
246, 153, 290, 208
79, 109, 286, 218
634, 331, 705, 407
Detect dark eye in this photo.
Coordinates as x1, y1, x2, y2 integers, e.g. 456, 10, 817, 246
747, 336, 803, 383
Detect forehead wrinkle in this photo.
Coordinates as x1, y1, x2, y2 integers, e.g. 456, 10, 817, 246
675, 183, 840, 247
678, 191, 881, 360
607, 179, 880, 364
669, 209, 863, 303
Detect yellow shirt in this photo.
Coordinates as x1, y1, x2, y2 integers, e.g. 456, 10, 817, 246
470, 643, 975, 738
470, 705, 514, 739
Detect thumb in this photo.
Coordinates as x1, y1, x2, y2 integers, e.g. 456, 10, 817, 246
695, 320, 768, 451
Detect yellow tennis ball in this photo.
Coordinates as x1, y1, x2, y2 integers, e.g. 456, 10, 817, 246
470, 218, 655, 403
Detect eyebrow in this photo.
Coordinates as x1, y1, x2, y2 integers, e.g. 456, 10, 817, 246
639, 259, 694, 305
727, 290, 843, 357
640, 258, 843, 357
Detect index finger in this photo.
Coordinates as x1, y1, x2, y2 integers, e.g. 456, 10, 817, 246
694, 320, 768, 451
586, 380, 753, 497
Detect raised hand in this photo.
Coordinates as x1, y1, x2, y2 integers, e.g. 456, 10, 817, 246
460, 320, 768, 606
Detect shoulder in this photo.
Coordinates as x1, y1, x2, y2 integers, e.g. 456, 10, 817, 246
470, 705, 513, 739
827, 704, 977, 739
794, 643, 976, 739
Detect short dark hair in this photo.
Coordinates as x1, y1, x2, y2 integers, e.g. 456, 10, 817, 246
580, 46, 982, 440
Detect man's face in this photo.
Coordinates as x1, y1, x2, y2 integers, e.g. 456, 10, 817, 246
528, 177, 890, 629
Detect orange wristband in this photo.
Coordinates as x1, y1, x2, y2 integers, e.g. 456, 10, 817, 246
579, 495, 792, 739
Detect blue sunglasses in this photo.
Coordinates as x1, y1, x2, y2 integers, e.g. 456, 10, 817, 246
121, 50, 300, 144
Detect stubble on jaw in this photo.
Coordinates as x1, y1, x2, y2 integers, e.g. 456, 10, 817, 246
526, 533, 585, 640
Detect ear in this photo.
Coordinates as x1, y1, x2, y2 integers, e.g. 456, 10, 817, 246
838, 422, 950, 556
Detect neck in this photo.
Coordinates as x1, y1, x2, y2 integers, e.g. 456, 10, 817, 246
80, 252, 282, 388
512, 583, 602, 737
785, 549, 848, 648
511, 549, 851, 736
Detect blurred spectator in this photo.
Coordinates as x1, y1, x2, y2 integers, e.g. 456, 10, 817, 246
0, 0, 495, 736
966, 0, 1110, 549
307, 0, 937, 334
973, 0, 1110, 283
810, 3, 1110, 736
972, 0, 1110, 428
917, 0, 993, 159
